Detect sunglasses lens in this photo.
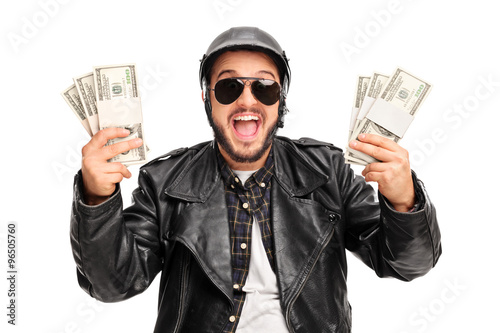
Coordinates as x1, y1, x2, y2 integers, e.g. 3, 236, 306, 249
213, 78, 281, 105
214, 79, 243, 104
252, 80, 281, 105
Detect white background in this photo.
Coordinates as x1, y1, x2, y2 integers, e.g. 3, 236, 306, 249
1, 0, 498, 332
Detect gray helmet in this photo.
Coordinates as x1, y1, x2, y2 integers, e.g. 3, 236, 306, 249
199, 26, 291, 128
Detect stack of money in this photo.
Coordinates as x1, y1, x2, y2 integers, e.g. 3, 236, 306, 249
61, 64, 147, 165
345, 67, 432, 166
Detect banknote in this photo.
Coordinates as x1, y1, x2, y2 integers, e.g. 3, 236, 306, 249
94, 63, 146, 164
93, 64, 147, 164
62, 63, 147, 165
346, 72, 390, 165
74, 72, 99, 135
345, 67, 432, 165
368, 73, 389, 98
346, 76, 372, 165
348, 75, 371, 142
61, 84, 92, 136
352, 72, 390, 138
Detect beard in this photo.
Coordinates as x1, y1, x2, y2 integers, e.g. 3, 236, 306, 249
211, 107, 278, 164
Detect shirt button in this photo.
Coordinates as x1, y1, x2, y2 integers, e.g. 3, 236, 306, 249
230, 184, 235, 189
240, 243, 247, 250
234, 177, 239, 183
260, 182, 266, 188
233, 284, 239, 289
242, 202, 249, 209
229, 315, 236, 323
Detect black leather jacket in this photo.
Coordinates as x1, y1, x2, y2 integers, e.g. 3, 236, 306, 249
70, 136, 441, 333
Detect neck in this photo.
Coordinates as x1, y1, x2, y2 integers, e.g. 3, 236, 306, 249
218, 144, 272, 171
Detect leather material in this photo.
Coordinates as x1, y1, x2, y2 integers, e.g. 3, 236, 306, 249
70, 136, 441, 333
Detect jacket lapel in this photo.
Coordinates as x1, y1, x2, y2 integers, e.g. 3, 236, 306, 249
164, 142, 233, 303
272, 138, 329, 197
272, 138, 337, 307
271, 184, 337, 307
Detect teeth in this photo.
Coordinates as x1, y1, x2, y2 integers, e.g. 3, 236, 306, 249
234, 115, 259, 121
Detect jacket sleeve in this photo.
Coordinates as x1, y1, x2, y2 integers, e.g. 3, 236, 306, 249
70, 169, 163, 302
341, 165, 442, 281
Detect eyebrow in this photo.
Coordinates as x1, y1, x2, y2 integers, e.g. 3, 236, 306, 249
216, 69, 276, 81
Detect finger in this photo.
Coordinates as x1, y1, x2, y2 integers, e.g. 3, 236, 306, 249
94, 171, 127, 186
357, 133, 401, 153
361, 162, 386, 177
362, 171, 384, 183
103, 162, 132, 178
102, 138, 143, 160
85, 128, 131, 151
349, 139, 395, 162
105, 173, 126, 184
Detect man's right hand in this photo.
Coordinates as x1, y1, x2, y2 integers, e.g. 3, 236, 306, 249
81, 127, 143, 206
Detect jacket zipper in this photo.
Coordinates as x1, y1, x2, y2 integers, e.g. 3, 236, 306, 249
284, 225, 336, 332
189, 245, 234, 333
173, 250, 190, 333
175, 241, 234, 333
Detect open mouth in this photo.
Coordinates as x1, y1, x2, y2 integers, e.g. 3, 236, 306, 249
232, 114, 262, 140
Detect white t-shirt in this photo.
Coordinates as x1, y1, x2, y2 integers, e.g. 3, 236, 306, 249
232, 170, 289, 333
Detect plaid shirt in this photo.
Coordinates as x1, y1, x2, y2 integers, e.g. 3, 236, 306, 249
216, 146, 275, 333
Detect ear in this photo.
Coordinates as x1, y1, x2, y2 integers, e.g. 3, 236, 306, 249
201, 90, 205, 102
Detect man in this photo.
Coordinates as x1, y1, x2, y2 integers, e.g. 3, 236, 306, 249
71, 27, 441, 332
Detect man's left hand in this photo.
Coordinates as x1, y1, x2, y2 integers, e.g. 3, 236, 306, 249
349, 133, 415, 212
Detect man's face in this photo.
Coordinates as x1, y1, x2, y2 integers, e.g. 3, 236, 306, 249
209, 50, 280, 169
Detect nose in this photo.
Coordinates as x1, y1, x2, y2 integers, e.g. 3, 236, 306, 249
236, 81, 258, 107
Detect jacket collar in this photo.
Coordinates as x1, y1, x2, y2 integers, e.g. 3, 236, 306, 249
164, 141, 220, 202
272, 137, 329, 196
164, 137, 329, 201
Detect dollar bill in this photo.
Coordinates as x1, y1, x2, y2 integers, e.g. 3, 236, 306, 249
74, 72, 99, 135
345, 67, 432, 165
345, 72, 390, 165
367, 73, 390, 101
94, 63, 146, 164
348, 76, 371, 142
61, 84, 93, 136
350, 72, 390, 142
346, 76, 372, 165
